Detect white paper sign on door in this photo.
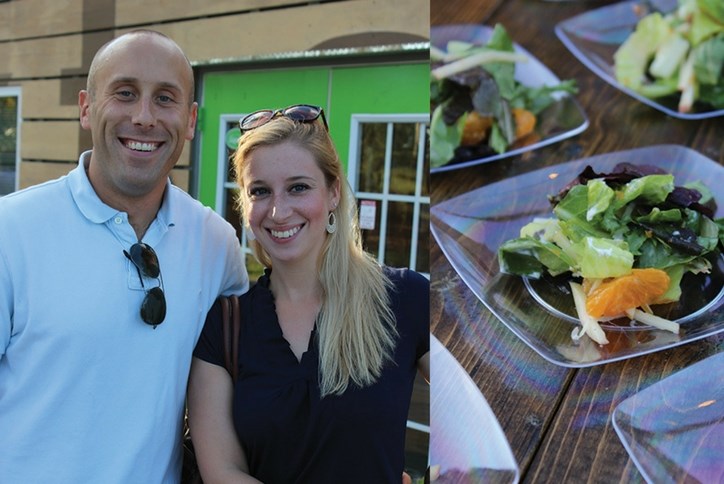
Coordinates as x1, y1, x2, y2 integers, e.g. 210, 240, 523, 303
359, 200, 376, 230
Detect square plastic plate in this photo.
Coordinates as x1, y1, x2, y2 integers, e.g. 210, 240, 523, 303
431, 24, 589, 173
431, 145, 724, 367
613, 352, 724, 483
430, 334, 520, 483
555, 0, 724, 120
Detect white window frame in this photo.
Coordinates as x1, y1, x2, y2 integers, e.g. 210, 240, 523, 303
0, 86, 22, 195
217, 113, 252, 259
216, 114, 246, 212
347, 113, 430, 277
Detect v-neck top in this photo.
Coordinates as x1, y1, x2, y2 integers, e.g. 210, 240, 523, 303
194, 266, 429, 483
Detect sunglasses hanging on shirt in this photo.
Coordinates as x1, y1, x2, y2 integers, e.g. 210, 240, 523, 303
124, 242, 166, 327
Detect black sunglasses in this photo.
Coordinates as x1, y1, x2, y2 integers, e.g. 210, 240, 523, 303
123, 242, 166, 327
239, 104, 328, 132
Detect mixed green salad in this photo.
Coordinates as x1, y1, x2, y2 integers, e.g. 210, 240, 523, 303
431, 24, 578, 168
614, 0, 724, 113
498, 162, 723, 344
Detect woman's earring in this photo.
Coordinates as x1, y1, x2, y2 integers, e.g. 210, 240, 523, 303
326, 211, 337, 234
246, 227, 256, 241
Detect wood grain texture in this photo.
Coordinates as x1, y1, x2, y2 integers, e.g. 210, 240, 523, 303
432, 1, 724, 483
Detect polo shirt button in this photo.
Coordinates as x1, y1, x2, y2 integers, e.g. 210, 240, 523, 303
114, 216, 123, 224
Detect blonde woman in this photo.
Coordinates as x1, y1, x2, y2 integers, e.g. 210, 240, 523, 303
188, 104, 430, 483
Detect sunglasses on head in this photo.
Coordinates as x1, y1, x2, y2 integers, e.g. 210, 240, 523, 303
239, 104, 328, 133
123, 242, 166, 327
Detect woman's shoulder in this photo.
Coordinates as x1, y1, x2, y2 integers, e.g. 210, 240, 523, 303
381, 267, 429, 308
382, 266, 429, 289
382, 266, 429, 352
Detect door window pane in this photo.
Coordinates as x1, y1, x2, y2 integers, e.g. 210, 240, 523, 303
386, 201, 413, 268
416, 206, 430, 271
353, 116, 429, 275
359, 199, 381, 257
390, 123, 420, 196
358, 123, 386, 193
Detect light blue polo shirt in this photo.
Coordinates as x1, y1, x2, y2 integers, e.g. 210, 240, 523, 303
0, 151, 249, 483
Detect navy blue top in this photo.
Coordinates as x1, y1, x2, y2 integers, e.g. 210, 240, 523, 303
194, 267, 429, 484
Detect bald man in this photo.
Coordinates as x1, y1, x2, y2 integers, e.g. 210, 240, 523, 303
0, 30, 248, 483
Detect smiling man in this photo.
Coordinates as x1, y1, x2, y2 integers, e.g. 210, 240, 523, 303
0, 30, 248, 483
79, 31, 198, 239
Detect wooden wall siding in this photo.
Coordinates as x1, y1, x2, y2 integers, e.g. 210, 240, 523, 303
151, 0, 428, 63
18, 161, 75, 189
21, 120, 83, 161
114, 0, 320, 26
177, 142, 192, 168
0, 0, 342, 41
169, 166, 191, 192
20, 79, 85, 120
1, 0, 427, 81
0, 35, 84, 80
1, 0, 427, 190
0, 0, 88, 41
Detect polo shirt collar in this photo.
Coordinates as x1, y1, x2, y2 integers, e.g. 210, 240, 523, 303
69, 150, 175, 229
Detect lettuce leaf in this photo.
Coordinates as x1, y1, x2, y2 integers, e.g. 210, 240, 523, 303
614, 12, 672, 90
430, 23, 579, 167
497, 164, 721, 306
430, 104, 465, 168
693, 33, 724, 86
697, 0, 724, 24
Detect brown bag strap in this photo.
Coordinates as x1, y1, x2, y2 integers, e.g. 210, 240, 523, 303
229, 296, 241, 383
220, 296, 241, 383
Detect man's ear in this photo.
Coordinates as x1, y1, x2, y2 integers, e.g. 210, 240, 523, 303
186, 102, 198, 141
79, 90, 91, 130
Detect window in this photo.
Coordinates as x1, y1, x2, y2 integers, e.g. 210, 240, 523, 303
348, 114, 430, 277
0, 87, 20, 196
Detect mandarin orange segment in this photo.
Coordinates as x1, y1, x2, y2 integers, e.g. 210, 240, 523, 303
460, 111, 494, 146
512, 107, 536, 139
585, 268, 670, 318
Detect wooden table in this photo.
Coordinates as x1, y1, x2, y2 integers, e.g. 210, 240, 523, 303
430, 1, 724, 482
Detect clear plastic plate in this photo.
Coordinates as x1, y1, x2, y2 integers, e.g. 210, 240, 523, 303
555, 0, 724, 120
613, 352, 724, 483
431, 24, 589, 173
430, 334, 520, 483
431, 145, 724, 367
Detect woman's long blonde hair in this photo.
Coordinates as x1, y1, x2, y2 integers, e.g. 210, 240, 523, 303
234, 116, 398, 397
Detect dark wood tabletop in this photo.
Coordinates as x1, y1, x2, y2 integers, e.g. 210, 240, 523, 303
430, 1, 724, 483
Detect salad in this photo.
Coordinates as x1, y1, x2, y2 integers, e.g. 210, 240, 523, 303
431, 24, 578, 169
498, 162, 723, 345
614, 0, 724, 113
